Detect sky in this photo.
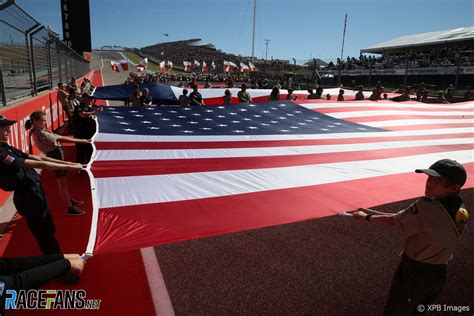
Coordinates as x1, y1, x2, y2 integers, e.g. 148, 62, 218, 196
16, 0, 474, 63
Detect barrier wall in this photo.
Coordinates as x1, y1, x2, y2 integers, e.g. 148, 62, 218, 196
0, 69, 103, 206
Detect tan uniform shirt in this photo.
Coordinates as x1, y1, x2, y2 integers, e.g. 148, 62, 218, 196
31, 128, 60, 154
394, 196, 468, 264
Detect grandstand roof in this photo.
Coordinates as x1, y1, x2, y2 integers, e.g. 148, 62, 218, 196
361, 26, 474, 53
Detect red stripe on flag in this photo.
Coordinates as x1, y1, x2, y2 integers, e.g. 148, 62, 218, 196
94, 133, 473, 150
386, 123, 473, 131
91, 144, 474, 178
348, 115, 474, 123
315, 106, 474, 114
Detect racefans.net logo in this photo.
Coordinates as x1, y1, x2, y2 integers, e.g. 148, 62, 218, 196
3, 289, 101, 311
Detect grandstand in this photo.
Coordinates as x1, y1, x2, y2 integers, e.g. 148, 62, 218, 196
321, 26, 474, 91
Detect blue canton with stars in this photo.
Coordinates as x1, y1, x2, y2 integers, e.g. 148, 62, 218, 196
97, 101, 385, 135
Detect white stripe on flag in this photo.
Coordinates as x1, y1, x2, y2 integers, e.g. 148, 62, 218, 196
95, 150, 474, 208
94, 137, 473, 161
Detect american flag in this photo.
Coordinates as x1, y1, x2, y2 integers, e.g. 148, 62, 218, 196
86, 100, 474, 254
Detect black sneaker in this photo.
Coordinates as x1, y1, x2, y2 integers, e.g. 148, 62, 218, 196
67, 207, 86, 216
70, 199, 84, 206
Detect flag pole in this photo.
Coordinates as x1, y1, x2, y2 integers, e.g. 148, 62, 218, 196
338, 13, 347, 85
251, 0, 256, 61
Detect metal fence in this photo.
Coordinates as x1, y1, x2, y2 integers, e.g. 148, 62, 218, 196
0, 0, 90, 106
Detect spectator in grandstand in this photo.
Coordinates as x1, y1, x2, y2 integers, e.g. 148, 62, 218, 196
268, 87, 281, 102
337, 89, 345, 101
26, 111, 87, 216
436, 91, 450, 104
286, 88, 296, 101
355, 86, 365, 100
223, 89, 232, 104
237, 84, 252, 103
129, 85, 141, 106
204, 80, 212, 88
189, 86, 205, 106
139, 88, 152, 107
464, 86, 473, 101
383, 93, 389, 100
352, 159, 469, 315
0, 115, 84, 255
326, 94, 332, 100
73, 94, 101, 165
179, 89, 190, 106
0, 253, 86, 312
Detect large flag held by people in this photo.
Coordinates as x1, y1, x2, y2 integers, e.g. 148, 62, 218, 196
86, 100, 474, 254
110, 60, 129, 73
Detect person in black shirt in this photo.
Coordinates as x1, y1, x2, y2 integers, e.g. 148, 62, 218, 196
0, 115, 83, 254
189, 85, 205, 106
73, 94, 101, 164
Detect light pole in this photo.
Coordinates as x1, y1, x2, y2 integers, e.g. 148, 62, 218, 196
264, 39, 271, 61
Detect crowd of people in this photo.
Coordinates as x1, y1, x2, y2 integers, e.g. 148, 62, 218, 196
0, 75, 106, 308
326, 45, 474, 70
0, 114, 88, 312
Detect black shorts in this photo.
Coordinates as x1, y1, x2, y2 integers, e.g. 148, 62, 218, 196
46, 147, 67, 178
